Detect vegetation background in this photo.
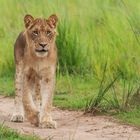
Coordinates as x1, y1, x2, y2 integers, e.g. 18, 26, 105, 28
1, 0, 140, 127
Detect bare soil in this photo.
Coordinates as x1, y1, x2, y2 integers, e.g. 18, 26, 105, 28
0, 96, 140, 140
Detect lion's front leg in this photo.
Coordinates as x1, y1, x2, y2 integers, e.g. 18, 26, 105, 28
39, 78, 56, 129
11, 61, 24, 122
22, 74, 39, 126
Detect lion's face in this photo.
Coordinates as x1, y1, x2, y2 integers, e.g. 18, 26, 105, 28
24, 14, 58, 57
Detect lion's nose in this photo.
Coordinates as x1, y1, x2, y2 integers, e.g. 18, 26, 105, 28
39, 43, 47, 48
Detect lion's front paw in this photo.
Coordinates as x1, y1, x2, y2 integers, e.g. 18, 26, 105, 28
11, 114, 24, 122
39, 120, 57, 129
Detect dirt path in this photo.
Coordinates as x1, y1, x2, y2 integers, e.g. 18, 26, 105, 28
0, 96, 140, 140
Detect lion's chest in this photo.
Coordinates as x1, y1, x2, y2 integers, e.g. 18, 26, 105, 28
24, 61, 54, 81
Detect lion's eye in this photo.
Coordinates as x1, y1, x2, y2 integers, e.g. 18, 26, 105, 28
46, 31, 51, 36
33, 31, 38, 36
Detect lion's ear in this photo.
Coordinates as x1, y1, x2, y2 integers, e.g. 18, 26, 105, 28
24, 14, 34, 28
47, 14, 58, 28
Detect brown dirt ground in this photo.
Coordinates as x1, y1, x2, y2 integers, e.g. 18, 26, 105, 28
0, 95, 140, 140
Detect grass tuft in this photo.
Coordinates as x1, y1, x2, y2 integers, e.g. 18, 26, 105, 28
0, 123, 40, 140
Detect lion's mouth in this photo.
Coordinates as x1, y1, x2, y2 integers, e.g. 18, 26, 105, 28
35, 49, 48, 53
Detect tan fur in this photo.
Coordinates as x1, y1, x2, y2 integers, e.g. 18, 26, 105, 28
11, 14, 58, 128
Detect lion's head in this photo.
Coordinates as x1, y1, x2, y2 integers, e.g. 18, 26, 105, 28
24, 14, 58, 57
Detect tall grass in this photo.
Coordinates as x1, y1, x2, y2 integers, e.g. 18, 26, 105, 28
0, 0, 140, 79
85, 63, 140, 114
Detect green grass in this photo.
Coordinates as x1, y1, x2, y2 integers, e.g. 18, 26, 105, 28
1, 0, 140, 129
0, 76, 14, 96
0, 124, 39, 140
0, 75, 98, 110
117, 107, 140, 127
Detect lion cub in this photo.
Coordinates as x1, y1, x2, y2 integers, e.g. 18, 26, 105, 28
11, 14, 58, 128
